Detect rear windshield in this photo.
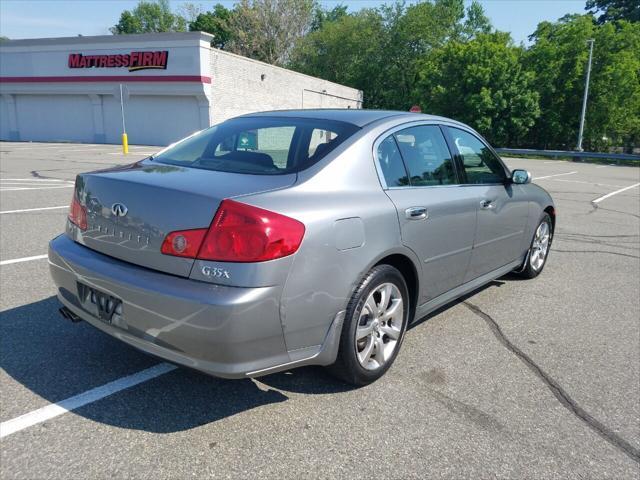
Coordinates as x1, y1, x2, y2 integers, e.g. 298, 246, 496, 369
153, 117, 360, 175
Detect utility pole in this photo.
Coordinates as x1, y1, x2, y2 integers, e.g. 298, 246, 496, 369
576, 39, 595, 152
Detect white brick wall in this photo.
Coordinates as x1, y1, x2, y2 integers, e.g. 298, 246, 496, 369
209, 49, 363, 124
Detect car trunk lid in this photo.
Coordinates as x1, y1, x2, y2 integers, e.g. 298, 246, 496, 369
70, 160, 296, 277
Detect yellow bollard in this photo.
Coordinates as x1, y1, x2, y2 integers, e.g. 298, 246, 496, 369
122, 133, 129, 155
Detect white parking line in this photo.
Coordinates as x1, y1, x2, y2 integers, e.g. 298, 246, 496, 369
533, 171, 578, 180
592, 182, 640, 205
55, 148, 119, 153
0, 185, 74, 192
0, 363, 177, 439
107, 152, 156, 156
1, 183, 72, 187
0, 254, 48, 266
0, 206, 68, 215
1, 178, 72, 182
550, 179, 627, 188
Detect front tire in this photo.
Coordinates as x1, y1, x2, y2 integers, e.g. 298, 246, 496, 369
328, 264, 410, 386
517, 213, 552, 279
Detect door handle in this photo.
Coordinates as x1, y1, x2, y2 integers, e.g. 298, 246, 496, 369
480, 199, 494, 209
405, 206, 428, 220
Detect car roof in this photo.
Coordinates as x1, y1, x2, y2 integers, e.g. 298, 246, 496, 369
237, 109, 457, 128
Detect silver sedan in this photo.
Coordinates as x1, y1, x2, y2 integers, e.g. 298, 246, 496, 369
49, 109, 554, 385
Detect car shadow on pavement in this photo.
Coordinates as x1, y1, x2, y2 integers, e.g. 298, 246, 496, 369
0, 296, 352, 434
409, 280, 504, 330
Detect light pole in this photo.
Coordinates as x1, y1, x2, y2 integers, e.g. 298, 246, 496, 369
576, 39, 595, 152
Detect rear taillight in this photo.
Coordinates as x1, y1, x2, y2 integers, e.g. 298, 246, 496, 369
161, 229, 207, 258
68, 193, 87, 230
160, 199, 305, 263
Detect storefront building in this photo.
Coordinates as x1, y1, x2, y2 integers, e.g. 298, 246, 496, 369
0, 32, 363, 146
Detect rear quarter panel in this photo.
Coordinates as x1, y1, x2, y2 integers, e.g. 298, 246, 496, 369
238, 128, 421, 352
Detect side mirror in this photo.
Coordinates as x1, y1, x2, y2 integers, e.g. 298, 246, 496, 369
511, 169, 531, 185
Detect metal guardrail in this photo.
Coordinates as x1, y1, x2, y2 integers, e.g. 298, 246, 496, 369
495, 148, 640, 163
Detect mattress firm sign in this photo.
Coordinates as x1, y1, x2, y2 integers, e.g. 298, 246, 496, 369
68, 51, 169, 72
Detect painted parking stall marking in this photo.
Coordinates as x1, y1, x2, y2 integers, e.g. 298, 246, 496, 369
0, 363, 177, 439
592, 182, 640, 206
533, 171, 578, 180
0, 206, 68, 215
1, 178, 74, 192
0, 254, 49, 266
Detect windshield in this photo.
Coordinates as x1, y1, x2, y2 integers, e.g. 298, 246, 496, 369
153, 116, 360, 175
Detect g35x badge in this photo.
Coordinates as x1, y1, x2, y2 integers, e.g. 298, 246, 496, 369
201, 266, 231, 279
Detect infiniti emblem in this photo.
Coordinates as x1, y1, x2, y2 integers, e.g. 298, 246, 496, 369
111, 203, 128, 217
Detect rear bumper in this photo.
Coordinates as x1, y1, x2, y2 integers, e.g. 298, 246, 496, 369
48, 234, 341, 378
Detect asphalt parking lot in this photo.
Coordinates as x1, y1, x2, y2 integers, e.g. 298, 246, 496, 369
1, 141, 639, 479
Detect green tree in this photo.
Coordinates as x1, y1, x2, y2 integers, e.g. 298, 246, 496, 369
227, 0, 317, 66
290, 0, 492, 109
290, 9, 388, 105
462, 0, 492, 38
110, 0, 186, 34
415, 32, 540, 146
310, 4, 348, 32
586, 0, 640, 24
526, 14, 640, 151
189, 4, 234, 49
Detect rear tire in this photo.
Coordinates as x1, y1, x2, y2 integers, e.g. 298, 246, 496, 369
328, 265, 410, 386
516, 213, 552, 279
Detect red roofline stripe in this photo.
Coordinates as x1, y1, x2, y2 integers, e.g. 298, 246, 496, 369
0, 75, 211, 84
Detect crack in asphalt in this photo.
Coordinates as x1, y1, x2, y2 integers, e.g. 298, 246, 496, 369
555, 238, 639, 251
463, 300, 640, 464
593, 207, 640, 220
29, 170, 49, 179
557, 233, 639, 239
552, 249, 640, 259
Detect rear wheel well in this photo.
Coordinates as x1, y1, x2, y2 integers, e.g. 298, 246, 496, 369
375, 254, 418, 320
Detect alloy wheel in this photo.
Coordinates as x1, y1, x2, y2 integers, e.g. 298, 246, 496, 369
355, 283, 404, 371
530, 221, 550, 271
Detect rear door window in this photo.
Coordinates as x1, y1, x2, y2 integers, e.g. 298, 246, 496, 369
154, 117, 359, 175
377, 135, 410, 187
393, 125, 456, 186
446, 127, 507, 184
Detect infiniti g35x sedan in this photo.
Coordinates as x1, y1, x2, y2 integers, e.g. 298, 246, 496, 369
50, 110, 554, 386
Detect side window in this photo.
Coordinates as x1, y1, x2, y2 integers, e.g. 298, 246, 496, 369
447, 128, 506, 184
393, 126, 456, 186
377, 135, 409, 187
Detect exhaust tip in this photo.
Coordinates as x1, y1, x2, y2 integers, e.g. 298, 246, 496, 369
59, 307, 82, 323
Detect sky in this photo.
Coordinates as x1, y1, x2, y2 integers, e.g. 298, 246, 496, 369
0, 0, 587, 44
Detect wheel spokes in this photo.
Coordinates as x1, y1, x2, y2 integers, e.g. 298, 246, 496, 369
357, 337, 375, 364
380, 323, 400, 340
381, 298, 401, 321
377, 284, 392, 316
374, 335, 387, 364
356, 321, 374, 340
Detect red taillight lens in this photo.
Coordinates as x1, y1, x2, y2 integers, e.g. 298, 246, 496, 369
68, 194, 87, 230
160, 200, 305, 262
199, 200, 305, 262
161, 228, 207, 258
